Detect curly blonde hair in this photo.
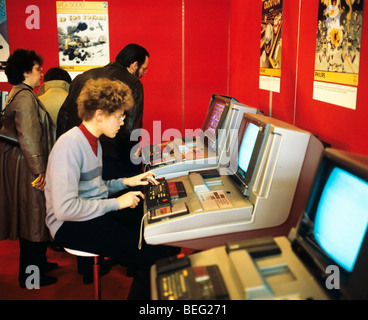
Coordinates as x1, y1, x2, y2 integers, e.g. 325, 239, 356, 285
77, 78, 134, 121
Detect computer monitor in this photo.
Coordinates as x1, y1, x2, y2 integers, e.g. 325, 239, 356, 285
200, 94, 235, 149
144, 113, 319, 248
293, 148, 368, 299
228, 114, 269, 196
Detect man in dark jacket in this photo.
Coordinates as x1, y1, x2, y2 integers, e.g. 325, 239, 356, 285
57, 43, 149, 179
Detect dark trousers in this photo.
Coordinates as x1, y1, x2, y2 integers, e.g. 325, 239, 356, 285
54, 210, 178, 299
18, 238, 49, 282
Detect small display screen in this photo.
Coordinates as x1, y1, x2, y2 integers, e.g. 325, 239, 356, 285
228, 114, 266, 195
202, 97, 228, 143
238, 122, 259, 176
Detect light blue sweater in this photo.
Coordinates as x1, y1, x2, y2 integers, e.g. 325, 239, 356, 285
45, 127, 127, 238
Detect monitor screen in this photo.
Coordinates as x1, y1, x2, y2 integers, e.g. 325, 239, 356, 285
201, 95, 231, 144
229, 114, 267, 195
313, 166, 368, 272
295, 149, 368, 298
238, 122, 260, 175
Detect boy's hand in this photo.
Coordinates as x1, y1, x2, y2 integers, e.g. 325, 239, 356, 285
123, 171, 159, 187
117, 191, 144, 209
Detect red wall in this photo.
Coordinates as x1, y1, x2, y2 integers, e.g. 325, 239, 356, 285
184, 0, 230, 131
0, 0, 230, 145
2, 0, 367, 156
229, 0, 368, 156
228, 0, 300, 123
228, 0, 269, 113
295, 1, 368, 155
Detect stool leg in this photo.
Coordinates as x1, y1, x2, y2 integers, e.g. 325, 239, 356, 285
93, 256, 101, 300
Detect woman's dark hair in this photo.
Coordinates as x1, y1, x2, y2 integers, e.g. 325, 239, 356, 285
43, 67, 72, 83
5, 49, 43, 85
115, 43, 149, 70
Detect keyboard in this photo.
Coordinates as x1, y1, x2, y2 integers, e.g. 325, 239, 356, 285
145, 178, 171, 211
157, 265, 229, 300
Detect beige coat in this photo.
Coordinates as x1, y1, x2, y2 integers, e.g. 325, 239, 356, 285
37, 80, 69, 124
0, 83, 56, 242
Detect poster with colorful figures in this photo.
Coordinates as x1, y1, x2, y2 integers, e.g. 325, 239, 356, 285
0, 0, 9, 70
313, 0, 364, 110
56, 1, 110, 72
259, 0, 283, 93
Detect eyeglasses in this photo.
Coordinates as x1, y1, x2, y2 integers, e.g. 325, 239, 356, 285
114, 114, 126, 122
33, 66, 43, 73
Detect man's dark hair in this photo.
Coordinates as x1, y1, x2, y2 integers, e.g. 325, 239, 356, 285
44, 67, 72, 83
115, 43, 149, 70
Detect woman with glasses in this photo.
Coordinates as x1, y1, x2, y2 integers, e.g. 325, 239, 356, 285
0, 49, 57, 288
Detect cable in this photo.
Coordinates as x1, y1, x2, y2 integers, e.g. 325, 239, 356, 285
138, 211, 150, 250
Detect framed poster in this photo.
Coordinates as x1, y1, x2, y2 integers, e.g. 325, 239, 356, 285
259, 0, 283, 93
313, 0, 364, 110
56, 1, 110, 72
0, 0, 9, 82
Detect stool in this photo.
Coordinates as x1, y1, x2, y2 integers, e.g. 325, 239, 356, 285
64, 248, 101, 300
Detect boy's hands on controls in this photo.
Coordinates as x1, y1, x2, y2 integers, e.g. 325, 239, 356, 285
123, 171, 159, 187
118, 171, 161, 209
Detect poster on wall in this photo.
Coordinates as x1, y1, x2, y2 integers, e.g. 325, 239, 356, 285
0, 0, 10, 82
56, 1, 110, 72
259, 0, 283, 93
313, 0, 364, 110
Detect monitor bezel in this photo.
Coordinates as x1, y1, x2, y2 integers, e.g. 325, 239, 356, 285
228, 114, 268, 196
293, 149, 368, 300
200, 94, 235, 147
